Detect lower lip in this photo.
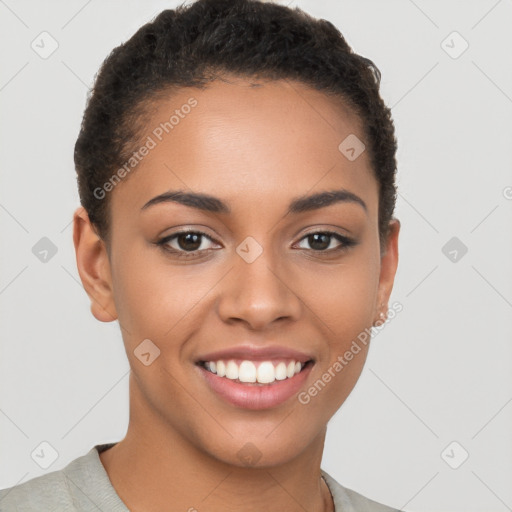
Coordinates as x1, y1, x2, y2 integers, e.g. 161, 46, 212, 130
198, 363, 313, 410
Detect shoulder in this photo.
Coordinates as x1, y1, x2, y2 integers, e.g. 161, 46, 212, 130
0, 443, 126, 512
321, 469, 403, 512
0, 459, 80, 511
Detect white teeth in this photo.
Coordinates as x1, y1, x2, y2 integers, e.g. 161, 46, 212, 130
225, 360, 239, 380
216, 360, 225, 377
238, 361, 256, 383
257, 361, 275, 384
275, 362, 287, 380
203, 359, 305, 384
286, 361, 295, 378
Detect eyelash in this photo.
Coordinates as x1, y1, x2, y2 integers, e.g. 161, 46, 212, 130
155, 229, 357, 260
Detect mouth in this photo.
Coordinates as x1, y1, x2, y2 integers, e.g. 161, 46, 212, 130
195, 348, 315, 410
197, 358, 314, 385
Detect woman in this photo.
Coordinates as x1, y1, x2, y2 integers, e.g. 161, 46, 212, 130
0, 0, 401, 510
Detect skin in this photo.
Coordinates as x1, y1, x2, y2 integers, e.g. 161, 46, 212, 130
73, 76, 400, 512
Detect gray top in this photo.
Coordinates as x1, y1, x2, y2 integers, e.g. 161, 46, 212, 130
0, 443, 401, 511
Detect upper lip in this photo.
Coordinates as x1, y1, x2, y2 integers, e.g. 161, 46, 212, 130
196, 345, 314, 364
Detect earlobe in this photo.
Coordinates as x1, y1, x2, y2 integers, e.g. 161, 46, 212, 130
72, 207, 118, 323
374, 218, 400, 324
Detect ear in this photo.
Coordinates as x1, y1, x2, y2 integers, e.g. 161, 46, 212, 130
374, 218, 400, 324
72, 207, 118, 322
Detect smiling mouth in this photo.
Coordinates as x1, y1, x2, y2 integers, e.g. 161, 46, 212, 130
197, 359, 314, 385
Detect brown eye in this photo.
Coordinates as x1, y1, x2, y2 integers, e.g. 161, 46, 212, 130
156, 230, 219, 258
176, 232, 203, 251
307, 233, 331, 251
296, 231, 356, 252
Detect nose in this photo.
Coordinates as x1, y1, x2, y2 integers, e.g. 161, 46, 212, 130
217, 247, 302, 331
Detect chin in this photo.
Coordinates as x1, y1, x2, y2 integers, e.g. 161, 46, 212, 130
196, 424, 321, 470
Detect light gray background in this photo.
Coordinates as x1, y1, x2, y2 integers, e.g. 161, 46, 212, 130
1, 1, 511, 511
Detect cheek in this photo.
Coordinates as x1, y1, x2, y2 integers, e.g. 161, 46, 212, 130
295, 261, 378, 420
297, 252, 381, 339
110, 244, 219, 351
294, 250, 379, 411
110, 246, 182, 340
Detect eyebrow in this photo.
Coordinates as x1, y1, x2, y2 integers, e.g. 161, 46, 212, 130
141, 189, 367, 215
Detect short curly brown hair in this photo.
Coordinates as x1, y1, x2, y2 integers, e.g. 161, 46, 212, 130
74, 0, 398, 248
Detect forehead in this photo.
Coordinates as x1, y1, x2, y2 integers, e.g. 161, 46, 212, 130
110, 77, 378, 220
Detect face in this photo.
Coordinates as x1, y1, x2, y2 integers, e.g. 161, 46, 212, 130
74, 76, 399, 468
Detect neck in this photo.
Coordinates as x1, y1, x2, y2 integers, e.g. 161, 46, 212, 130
99, 374, 333, 512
